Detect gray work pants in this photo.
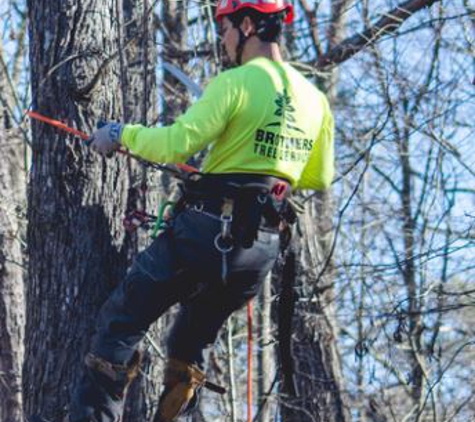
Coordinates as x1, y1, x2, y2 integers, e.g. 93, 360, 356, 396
70, 207, 280, 422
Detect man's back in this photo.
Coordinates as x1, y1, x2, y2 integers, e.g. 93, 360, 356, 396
203, 57, 334, 190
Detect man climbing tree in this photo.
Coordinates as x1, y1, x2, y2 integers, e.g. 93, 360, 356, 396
72, 1, 335, 421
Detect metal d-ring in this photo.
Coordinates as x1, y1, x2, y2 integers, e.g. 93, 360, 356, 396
214, 233, 234, 254
193, 201, 204, 212
257, 193, 268, 205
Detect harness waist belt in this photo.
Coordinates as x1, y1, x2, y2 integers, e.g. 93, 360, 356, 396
180, 173, 292, 248
183, 173, 291, 200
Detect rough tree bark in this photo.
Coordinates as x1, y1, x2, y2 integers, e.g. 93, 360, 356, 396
119, 1, 164, 420
281, 193, 351, 422
399, 129, 427, 413
258, 273, 274, 422
127, 1, 191, 419
162, 0, 190, 124
0, 39, 27, 422
280, 0, 443, 419
24, 1, 135, 420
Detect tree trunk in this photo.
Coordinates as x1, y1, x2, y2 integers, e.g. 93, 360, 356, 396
280, 2, 351, 420
258, 273, 274, 422
0, 128, 25, 422
281, 193, 351, 422
399, 134, 426, 412
162, 1, 190, 124
0, 41, 27, 422
119, 1, 163, 420
127, 2, 192, 419
24, 1, 133, 420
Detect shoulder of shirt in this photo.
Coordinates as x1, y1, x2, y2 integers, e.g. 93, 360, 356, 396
201, 67, 241, 92
283, 64, 330, 104
283, 66, 330, 103
206, 61, 330, 106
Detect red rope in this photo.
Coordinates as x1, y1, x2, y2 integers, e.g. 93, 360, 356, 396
247, 300, 253, 422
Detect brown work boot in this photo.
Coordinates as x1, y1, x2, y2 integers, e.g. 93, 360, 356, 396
153, 359, 206, 422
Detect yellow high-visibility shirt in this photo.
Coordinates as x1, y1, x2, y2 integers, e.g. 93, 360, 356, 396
121, 57, 334, 190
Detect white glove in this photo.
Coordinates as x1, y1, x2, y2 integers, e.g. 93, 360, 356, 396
89, 122, 123, 156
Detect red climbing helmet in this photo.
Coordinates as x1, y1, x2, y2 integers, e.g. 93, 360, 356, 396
216, 0, 294, 24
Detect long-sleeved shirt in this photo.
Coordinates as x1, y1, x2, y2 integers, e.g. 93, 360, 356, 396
121, 57, 334, 190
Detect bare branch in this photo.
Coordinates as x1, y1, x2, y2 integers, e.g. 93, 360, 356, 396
317, 0, 442, 69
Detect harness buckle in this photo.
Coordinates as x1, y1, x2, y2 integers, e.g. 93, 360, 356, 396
220, 198, 234, 241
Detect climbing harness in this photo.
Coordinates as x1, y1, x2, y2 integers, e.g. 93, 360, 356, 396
178, 173, 295, 285
214, 197, 235, 282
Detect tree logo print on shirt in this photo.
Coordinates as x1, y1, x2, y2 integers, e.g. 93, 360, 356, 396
266, 89, 305, 134
275, 89, 295, 121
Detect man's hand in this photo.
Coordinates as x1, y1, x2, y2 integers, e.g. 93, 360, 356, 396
89, 122, 123, 156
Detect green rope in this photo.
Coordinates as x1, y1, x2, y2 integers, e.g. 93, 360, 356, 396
151, 201, 175, 239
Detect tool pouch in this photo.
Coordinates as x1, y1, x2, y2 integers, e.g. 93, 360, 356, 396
233, 185, 270, 249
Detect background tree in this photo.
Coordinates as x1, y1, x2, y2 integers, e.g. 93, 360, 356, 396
0, 2, 28, 421
329, 1, 475, 420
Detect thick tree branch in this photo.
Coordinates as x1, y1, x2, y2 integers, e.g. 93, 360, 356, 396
298, 0, 322, 57
317, 0, 441, 69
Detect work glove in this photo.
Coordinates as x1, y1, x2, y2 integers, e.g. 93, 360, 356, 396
89, 121, 123, 156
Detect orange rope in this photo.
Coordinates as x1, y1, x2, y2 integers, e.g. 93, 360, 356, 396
26, 111, 90, 140
247, 300, 253, 422
26, 111, 198, 174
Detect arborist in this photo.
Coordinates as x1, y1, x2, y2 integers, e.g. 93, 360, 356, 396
70, 1, 335, 421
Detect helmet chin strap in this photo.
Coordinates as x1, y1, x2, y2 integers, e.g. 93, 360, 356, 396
235, 26, 254, 66
235, 27, 247, 65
